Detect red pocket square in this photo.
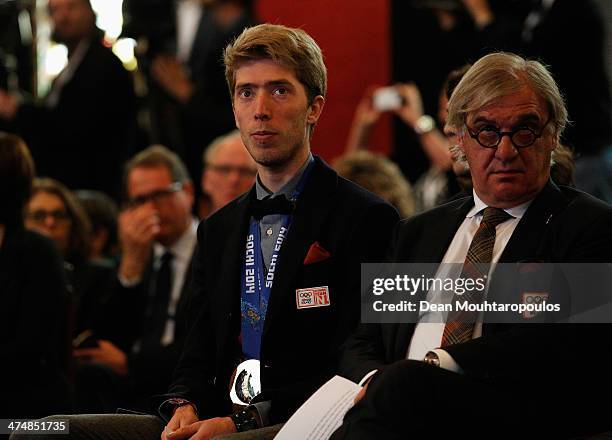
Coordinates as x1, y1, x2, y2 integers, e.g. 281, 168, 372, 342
304, 241, 331, 265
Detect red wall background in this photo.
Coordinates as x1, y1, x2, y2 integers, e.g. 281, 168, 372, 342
256, 0, 392, 162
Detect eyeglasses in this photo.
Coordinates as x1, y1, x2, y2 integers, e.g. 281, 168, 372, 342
126, 182, 183, 208
26, 209, 70, 224
466, 118, 550, 149
207, 164, 257, 178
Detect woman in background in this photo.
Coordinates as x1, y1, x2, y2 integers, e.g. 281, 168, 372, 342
0, 133, 72, 418
25, 178, 115, 344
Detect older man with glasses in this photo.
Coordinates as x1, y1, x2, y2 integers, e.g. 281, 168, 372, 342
72, 145, 199, 413
199, 130, 257, 219
331, 52, 612, 439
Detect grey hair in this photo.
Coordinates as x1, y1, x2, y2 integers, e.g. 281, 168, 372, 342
447, 52, 568, 144
449, 143, 469, 169
203, 129, 243, 165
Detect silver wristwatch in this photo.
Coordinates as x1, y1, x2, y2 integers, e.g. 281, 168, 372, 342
423, 351, 440, 367
414, 115, 435, 135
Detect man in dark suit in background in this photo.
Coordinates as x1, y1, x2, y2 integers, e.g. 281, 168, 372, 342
125, 0, 255, 195
0, 0, 135, 199
73, 146, 198, 412
331, 52, 612, 439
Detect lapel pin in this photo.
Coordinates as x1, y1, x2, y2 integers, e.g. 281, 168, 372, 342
296, 286, 331, 309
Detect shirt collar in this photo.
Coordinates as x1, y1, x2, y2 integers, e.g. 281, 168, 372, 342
466, 189, 532, 220
255, 154, 314, 201
153, 218, 198, 262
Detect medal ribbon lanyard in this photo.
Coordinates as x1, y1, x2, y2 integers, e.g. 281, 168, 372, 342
240, 162, 314, 360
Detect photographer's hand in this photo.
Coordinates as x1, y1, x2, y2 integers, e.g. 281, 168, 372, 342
345, 86, 382, 152
393, 83, 424, 128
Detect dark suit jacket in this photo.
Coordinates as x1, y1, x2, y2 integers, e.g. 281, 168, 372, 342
181, 12, 255, 158
158, 156, 400, 424
102, 249, 196, 408
150, 12, 255, 189
522, 0, 611, 154
338, 181, 612, 434
0, 228, 72, 418
13, 34, 135, 199
69, 258, 116, 338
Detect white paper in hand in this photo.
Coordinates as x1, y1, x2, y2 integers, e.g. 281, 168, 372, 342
275, 375, 360, 440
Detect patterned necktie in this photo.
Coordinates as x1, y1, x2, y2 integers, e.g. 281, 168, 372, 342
441, 207, 513, 347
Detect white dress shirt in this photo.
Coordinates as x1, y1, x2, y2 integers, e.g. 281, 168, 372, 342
406, 191, 532, 371
176, 0, 204, 63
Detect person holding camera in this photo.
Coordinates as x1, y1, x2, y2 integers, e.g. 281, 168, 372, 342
345, 80, 462, 211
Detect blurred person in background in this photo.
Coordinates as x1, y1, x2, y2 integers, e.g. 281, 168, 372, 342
198, 129, 257, 219
25, 178, 115, 343
345, 70, 463, 211
25, 178, 117, 415
72, 145, 198, 412
388, 0, 525, 184
75, 190, 120, 265
27, 178, 93, 266
0, 133, 72, 419
443, 0, 609, 198
333, 150, 415, 219
0, 0, 136, 200
124, 0, 255, 196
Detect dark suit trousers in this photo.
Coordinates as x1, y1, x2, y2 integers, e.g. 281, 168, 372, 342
330, 360, 568, 440
8, 414, 164, 440
9, 415, 282, 440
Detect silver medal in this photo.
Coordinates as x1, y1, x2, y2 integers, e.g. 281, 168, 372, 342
229, 359, 262, 405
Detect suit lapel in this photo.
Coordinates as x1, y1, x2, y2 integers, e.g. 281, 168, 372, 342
261, 157, 337, 339
421, 197, 474, 263
499, 181, 568, 263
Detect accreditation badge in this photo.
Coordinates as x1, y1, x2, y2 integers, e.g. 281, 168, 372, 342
229, 359, 262, 406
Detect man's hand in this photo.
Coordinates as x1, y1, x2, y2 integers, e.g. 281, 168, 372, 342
0, 90, 18, 120
152, 55, 194, 103
73, 340, 128, 376
118, 204, 159, 281
165, 417, 236, 440
162, 405, 199, 440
